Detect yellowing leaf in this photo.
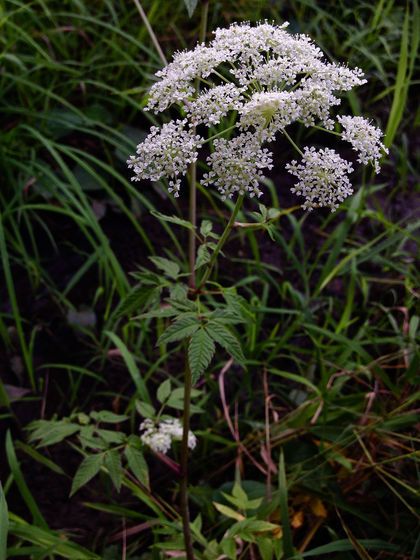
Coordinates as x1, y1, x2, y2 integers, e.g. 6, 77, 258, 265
272, 525, 283, 539
291, 510, 304, 528
213, 502, 245, 521
310, 497, 327, 518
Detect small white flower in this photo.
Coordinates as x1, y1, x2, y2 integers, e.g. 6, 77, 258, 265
185, 84, 245, 127
313, 62, 367, 92
146, 44, 228, 113
202, 133, 273, 199
140, 419, 172, 454
239, 91, 300, 141
127, 120, 202, 197
140, 418, 197, 454
160, 418, 197, 450
296, 80, 342, 130
286, 146, 354, 212
338, 115, 388, 173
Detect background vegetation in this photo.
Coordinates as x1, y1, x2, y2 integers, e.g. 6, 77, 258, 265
0, 0, 419, 558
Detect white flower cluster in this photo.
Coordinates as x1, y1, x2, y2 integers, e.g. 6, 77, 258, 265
128, 21, 387, 210
338, 115, 389, 173
286, 147, 354, 211
202, 133, 273, 199
239, 91, 300, 141
140, 418, 197, 454
127, 120, 202, 197
185, 84, 245, 127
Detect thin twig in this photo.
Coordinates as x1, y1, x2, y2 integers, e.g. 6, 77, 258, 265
219, 359, 268, 475
132, 0, 167, 66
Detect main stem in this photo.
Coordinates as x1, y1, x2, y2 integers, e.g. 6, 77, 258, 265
181, 3, 209, 558
187, 0, 209, 290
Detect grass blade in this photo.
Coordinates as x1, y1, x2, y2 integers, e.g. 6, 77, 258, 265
5, 431, 47, 529
279, 449, 294, 559
0, 481, 8, 560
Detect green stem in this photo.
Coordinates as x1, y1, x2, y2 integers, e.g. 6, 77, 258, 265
198, 194, 245, 289
203, 124, 237, 144
187, 0, 210, 290
302, 122, 342, 136
188, 162, 197, 289
181, 4, 209, 559
283, 129, 304, 157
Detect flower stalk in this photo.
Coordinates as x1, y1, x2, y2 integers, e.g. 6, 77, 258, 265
180, 3, 210, 558
198, 194, 244, 290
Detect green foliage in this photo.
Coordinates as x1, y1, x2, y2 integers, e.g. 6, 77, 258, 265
206, 321, 245, 365
0, 482, 8, 560
125, 445, 149, 489
71, 454, 104, 497
189, 328, 216, 383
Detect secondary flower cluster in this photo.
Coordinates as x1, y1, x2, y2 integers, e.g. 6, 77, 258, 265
128, 21, 388, 211
140, 418, 197, 454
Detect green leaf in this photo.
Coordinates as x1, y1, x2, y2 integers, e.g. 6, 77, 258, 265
223, 292, 254, 322
135, 400, 156, 419
138, 307, 179, 320
96, 429, 126, 445
27, 420, 81, 447
200, 219, 213, 237
166, 390, 184, 410
195, 244, 211, 270
125, 446, 149, 489
169, 283, 189, 302
257, 204, 268, 221
183, 0, 199, 17
158, 315, 200, 345
221, 538, 237, 560
188, 328, 215, 383
206, 321, 245, 365
104, 450, 122, 492
149, 256, 180, 279
210, 309, 246, 324
157, 379, 171, 403
150, 209, 195, 230
70, 454, 103, 496
257, 537, 274, 560
0, 481, 8, 560
78, 426, 108, 451
113, 284, 157, 319
213, 502, 245, 521
232, 482, 249, 508
90, 411, 128, 424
